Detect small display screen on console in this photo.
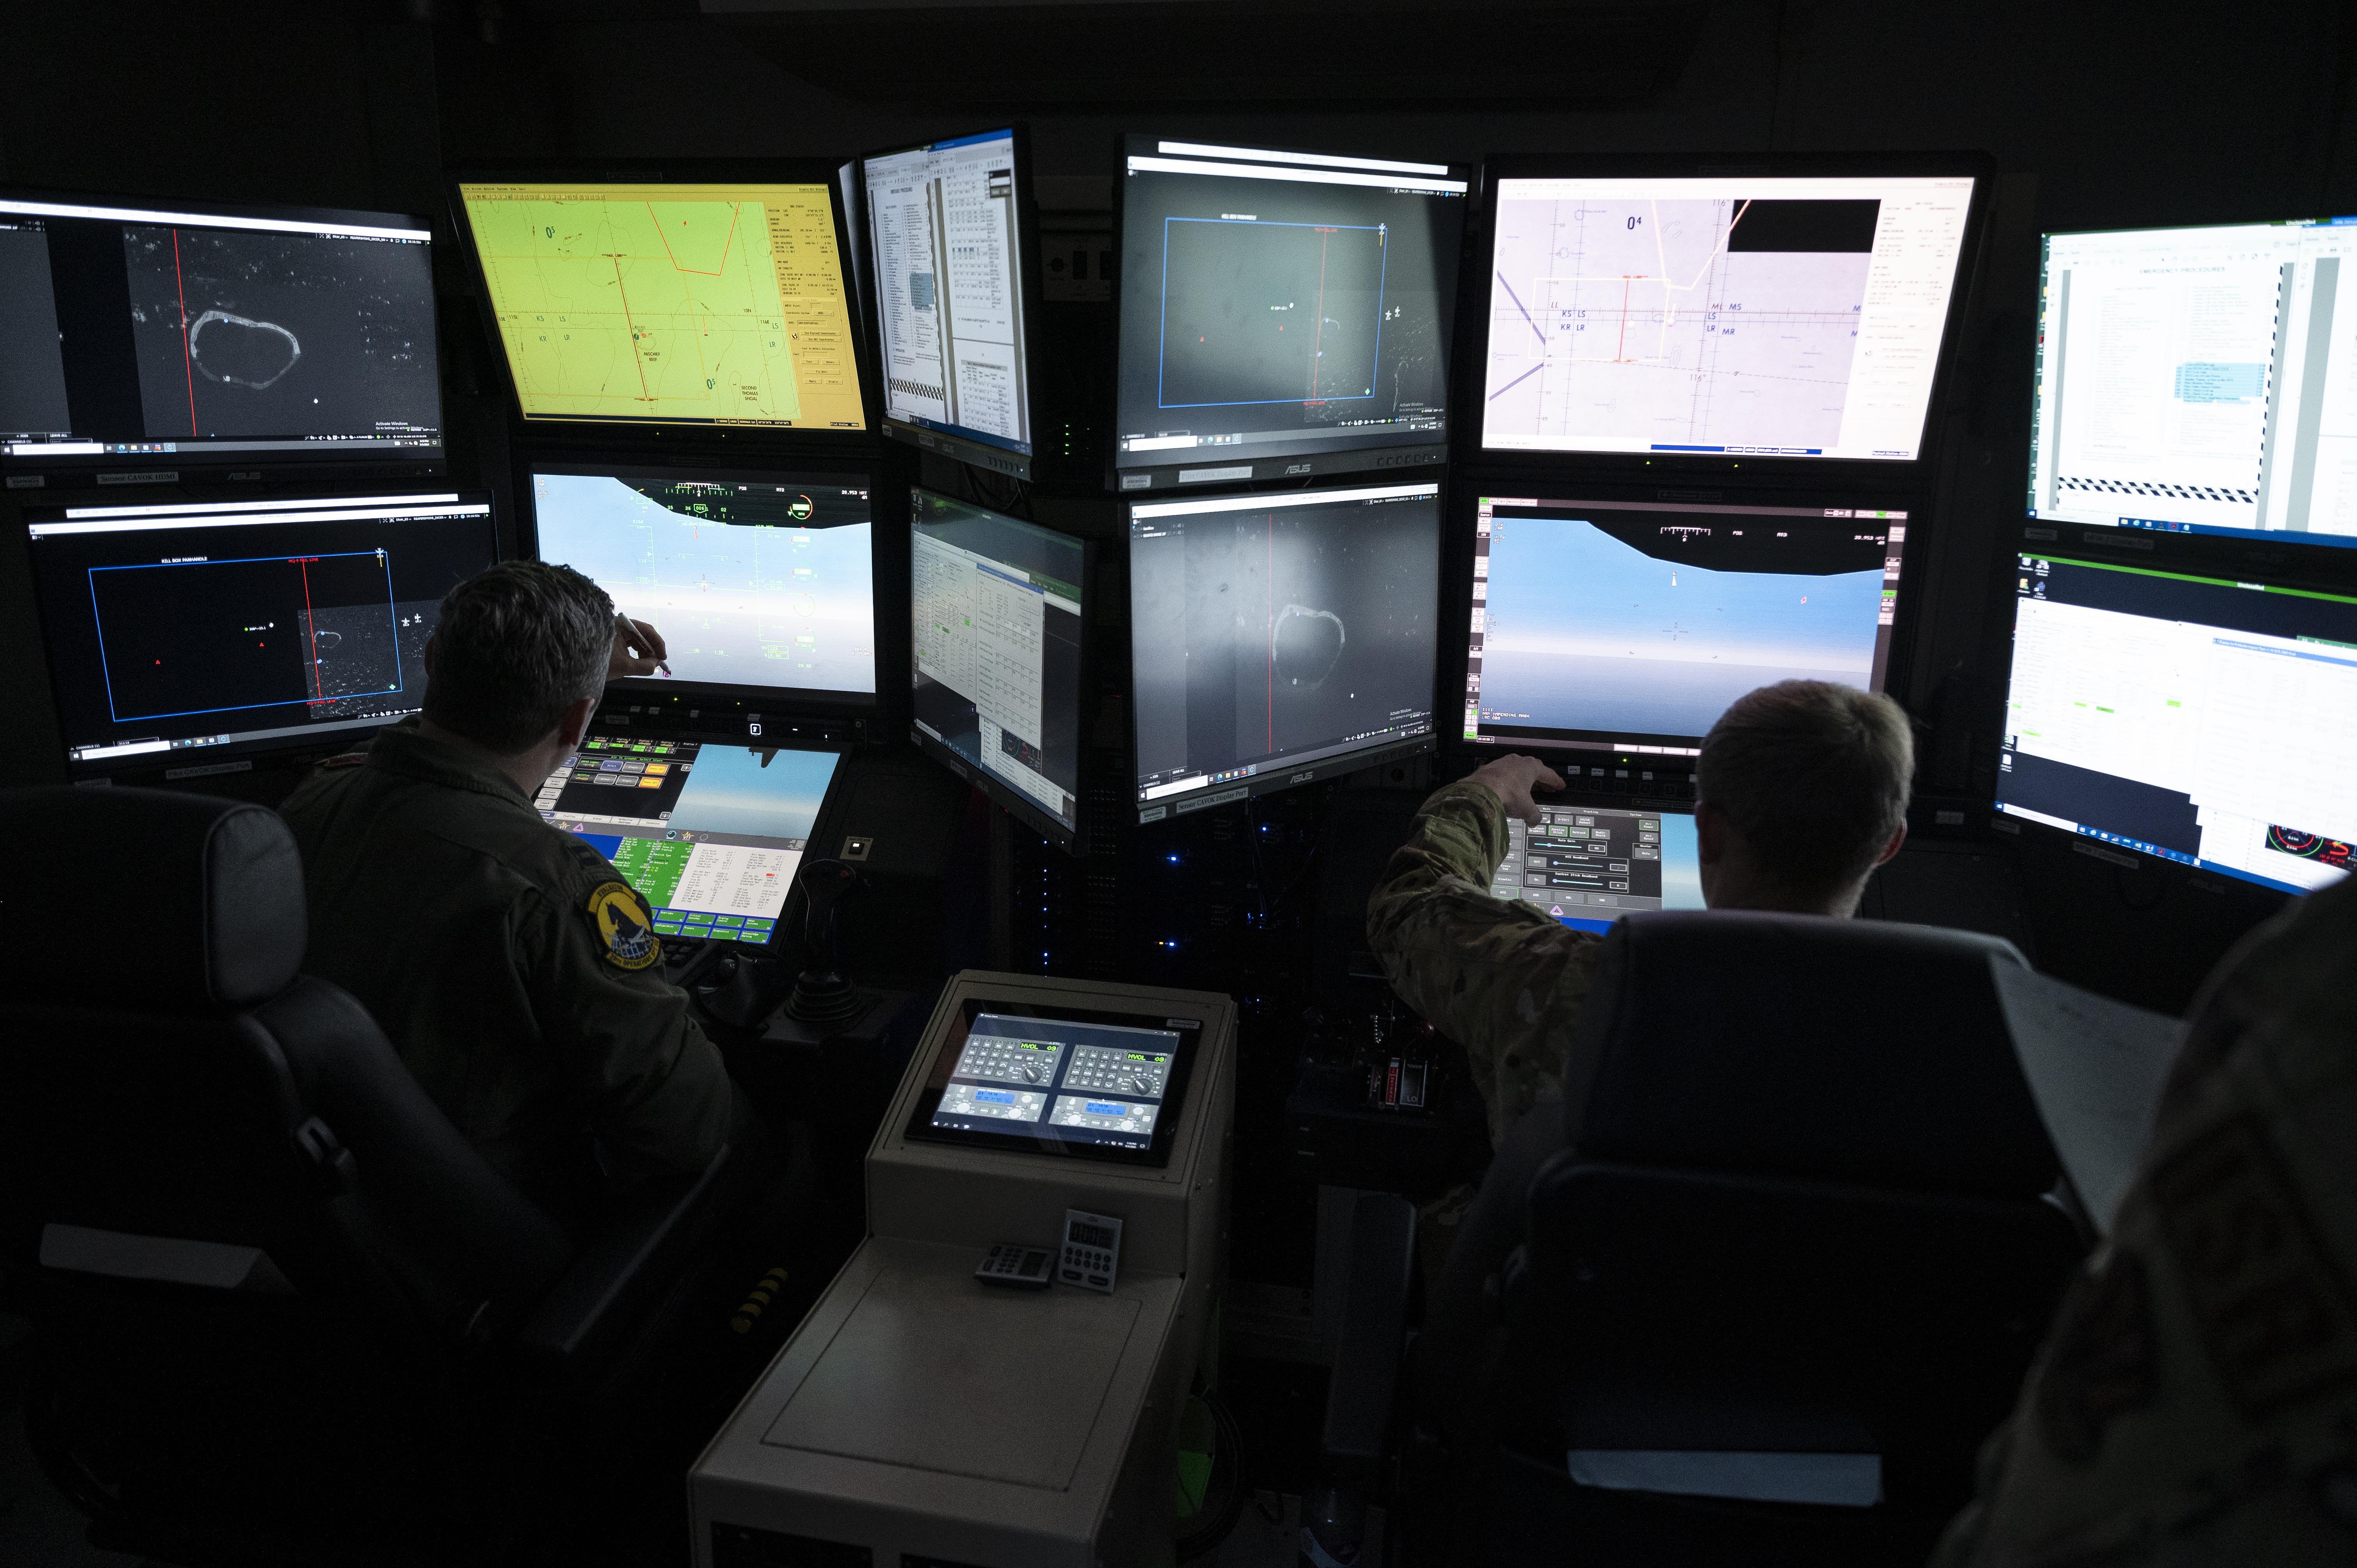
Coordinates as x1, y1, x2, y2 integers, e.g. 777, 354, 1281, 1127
906, 1001, 1202, 1167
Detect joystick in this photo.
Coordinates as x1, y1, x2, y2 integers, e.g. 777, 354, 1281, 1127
786, 858, 866, 1029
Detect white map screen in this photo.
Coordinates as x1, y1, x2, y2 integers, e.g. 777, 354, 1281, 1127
1481, 175, 1975, 461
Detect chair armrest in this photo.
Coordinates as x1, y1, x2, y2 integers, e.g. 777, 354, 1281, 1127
1321, 1191, 1417, 1490
512, 1143, 732, 1382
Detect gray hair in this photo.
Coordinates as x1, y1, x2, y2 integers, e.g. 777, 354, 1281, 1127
421, 560, 612, 754
1697, 680, 1915, 901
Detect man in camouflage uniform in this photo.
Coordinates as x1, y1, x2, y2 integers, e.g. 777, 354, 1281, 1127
1367, 678, 1916, 1148
1932, 871, 2357, 1564
1371, 680, 1916, 1448
281, 561, 740, 1233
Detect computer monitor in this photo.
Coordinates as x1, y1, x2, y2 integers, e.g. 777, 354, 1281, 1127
539, 735, 843, 949
25, 491, 498, 778
2030, 217, 2357, 550
861, 127, 1040, 479
525, 460, 877, 712
1111, 138, 1468, 492
901, 996, 1209, 1167
452, 168, 869, 434
1129, 480, 1441, 821
1488, 803, 1708, 936
909, 489, 1090, 847
1475, 157, 1985, 467
1997, 548, 2357, 897
0, 188, 443, 480
1463, 493, 1907, 759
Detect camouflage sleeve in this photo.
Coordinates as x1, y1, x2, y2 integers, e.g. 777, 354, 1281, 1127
1365, 780, 1604, 1148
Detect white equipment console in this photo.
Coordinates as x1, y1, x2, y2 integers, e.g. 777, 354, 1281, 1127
690, 972, 1237, 1568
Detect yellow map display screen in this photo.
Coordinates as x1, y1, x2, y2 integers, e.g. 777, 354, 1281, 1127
460, 181, 866, 430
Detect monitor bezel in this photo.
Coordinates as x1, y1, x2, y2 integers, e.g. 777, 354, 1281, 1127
1442, 479, 1927, 767
1105, 132, 1472, 496
0, 183, 448, 483
900, 996, 1206, 1168
23, 488, 498, 782
519, 452, 886, 721
1465, 150, 1995, 483
446, 161, 881, 447
1127, 476, 1445, 825
905, 486, 1096, 853
857, 124, 1048, 483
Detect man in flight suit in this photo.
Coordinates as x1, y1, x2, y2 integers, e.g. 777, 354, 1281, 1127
281, 560, 738, 1233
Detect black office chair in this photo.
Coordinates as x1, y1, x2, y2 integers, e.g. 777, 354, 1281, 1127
1412, 911, 2087, 1568
0, 786, 739, 1567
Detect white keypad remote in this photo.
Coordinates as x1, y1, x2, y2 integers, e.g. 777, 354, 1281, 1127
1059, 1209, 1122, 1293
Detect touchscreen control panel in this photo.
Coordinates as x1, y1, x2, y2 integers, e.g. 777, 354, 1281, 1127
921, 1011, 1189, 1158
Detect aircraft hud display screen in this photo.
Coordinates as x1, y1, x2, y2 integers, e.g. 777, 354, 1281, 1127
541, 736, 842, 948
25, 493, 496, 776
910, 490, 1087, 842
863, 129, 1034, 470
528, 462, 876, 706
1999, 552, 2357, 897
1488, 803, 1707, 936
0, 190, 442, 472
1479, 172, 1976, 462
2030, 217, 2357, 550
905, 999, 1205, 1167
456, 179, 866, 433
1130, 481, 1440, 821
1114, 138, 1468, 490
1466, 494, 1905, 756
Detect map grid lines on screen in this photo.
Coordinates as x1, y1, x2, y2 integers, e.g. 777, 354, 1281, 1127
462, 183, 865, 430
1486, 197, 1871, 455
1480, 175, 1972, 462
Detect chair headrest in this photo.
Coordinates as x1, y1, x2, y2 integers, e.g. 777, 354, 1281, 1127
1564, 911, 2056, 1198
1, 786, 304, 1010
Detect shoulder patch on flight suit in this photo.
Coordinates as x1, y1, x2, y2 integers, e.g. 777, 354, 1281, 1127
585, 880, 661, 971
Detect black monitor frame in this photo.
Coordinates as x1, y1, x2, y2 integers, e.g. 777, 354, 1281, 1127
901, 996, 1206, 1168
858, 124, 1047, 482
519, 452, 886, 726
24, 488, 498, 782
1440, 477, 1927, 770
447, 160, 880, 450
1107, 134, 1471, 496
906, 487, 1095, 854
0, 184, 447, 486
1466, 151, 1994, 485
1127, 476, 1445, 825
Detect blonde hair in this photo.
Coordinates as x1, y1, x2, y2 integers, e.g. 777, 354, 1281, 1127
1697, 680, 1914, 901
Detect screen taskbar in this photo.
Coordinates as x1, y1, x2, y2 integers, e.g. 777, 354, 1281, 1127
1996, 800, 2318, 897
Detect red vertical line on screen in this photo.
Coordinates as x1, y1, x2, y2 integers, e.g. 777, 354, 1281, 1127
173, 229, 198, 434
614, 258, 652, 401
1267, 514, 1276, 752
297, 557, 325, 702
